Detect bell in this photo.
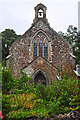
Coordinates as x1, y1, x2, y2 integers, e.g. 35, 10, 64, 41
39, 12, 42, 16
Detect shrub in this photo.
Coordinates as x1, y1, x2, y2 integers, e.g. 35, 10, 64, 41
14, 71, 34, 93
33, 83, 46, 99
2, 95, 11, 119
2, 69, 80, 119
2, 68, 16, 94
7, 93, 48, 119
47, 101, 60, 116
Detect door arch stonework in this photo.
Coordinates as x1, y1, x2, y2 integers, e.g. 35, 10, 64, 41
31, 69, 50, 85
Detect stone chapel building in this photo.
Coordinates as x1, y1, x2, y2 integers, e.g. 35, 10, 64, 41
6, 3, 76, 85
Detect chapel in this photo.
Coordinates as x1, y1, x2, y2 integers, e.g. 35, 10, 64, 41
6, 3, 76, 85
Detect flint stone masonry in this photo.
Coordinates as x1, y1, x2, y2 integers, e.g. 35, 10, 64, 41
6, 3, 76, 82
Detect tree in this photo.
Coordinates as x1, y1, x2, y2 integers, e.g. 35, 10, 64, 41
58, 25, 80, 64
2, 68, 16, 94
74, 31, 80, 64
1, 29, 21, 66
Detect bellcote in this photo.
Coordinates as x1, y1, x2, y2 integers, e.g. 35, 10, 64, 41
33, 3, 48, 24
35, 3, 47, 19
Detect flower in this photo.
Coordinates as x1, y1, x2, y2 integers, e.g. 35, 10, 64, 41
72, 99, 75, 101
39, 114, 41, 117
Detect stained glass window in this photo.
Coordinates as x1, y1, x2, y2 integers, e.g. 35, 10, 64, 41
34, 40, 37, 59
33, 32, 48, 60
44, 40, 48, 60
39, 40, 43, 56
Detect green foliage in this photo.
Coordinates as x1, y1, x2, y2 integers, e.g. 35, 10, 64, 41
10, 93, 36, 110
2, 95, 11, 119
33, 83, 46, 99
1, 29, 21, 66
6, 93, 48, 119
2, 70, 80, 119
0, 63, 2, 111
13, 71, 34, 94
0, 92, 2, 111
58, 25, 80, 63
0, 33, 2, 63
2, 68, 16, 94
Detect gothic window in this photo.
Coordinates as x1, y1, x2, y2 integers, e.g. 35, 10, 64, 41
44, 40, 48, 60
39, 40, 43, 56
33, 32, 48, 60
34, 40, 37, 59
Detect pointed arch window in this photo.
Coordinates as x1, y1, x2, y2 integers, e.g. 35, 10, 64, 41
44, 40, 48, 60
33, 32, 48, 60
34, 40, 37, 59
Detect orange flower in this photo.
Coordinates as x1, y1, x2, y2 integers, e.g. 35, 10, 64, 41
64, 67, 67, 72
69, 64, 71, 71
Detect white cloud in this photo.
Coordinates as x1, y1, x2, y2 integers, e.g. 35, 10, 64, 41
0, 0, 79, 34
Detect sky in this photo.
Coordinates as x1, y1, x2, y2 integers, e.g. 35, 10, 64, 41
78, 1, 80, 30
0, 0, 79, 35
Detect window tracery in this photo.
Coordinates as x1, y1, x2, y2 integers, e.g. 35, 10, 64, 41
33, 32, 48, 60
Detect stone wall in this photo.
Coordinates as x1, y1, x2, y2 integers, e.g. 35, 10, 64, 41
22, 56, 58, 84
6, 20, 75, 79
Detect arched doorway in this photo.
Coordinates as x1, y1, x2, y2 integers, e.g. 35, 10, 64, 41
34, 72, 46, 85
32, 69, 49, 85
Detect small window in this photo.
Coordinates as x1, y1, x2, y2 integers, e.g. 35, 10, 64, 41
34, 40, 37, 59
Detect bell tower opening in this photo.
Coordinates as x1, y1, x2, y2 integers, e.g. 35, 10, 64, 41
38, 9, 43, 18
33, 3, 47, 24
